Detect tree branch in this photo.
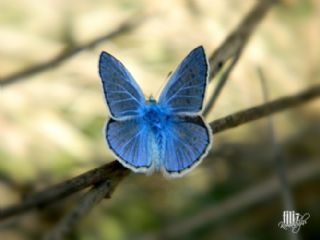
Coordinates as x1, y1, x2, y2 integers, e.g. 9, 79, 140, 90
0, 14, 147, 87
1, 84, 319, 221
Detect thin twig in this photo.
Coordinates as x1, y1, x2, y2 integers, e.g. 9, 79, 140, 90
138, 160, 319, 240
257, 67, 300, 240
209, 84, 320, 134
258, 68, 295, 212
44, 180, 112, 240
0, 14, 147, 87
0, 84, 319, 220
208, 0, 277, 80
203, 48, 243, 117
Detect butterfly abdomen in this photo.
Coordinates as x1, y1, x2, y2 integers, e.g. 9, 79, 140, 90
149, 131, 162, 171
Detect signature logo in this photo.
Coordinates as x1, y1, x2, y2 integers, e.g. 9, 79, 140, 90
278, 211, 310, 233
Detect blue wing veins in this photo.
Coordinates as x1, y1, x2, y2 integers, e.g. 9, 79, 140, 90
107, 82, 143, 106
164, 83, 204, 104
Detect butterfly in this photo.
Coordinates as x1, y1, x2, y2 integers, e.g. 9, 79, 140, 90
99, 46, 212, 178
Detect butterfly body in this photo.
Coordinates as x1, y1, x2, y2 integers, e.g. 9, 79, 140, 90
142, 99, 167, 171
99, 46, 212, 177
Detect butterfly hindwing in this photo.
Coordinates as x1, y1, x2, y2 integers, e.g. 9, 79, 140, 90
105, 118, 152, 171
99, 52, 145, 120
159, 46, 208, 114
161, 115, 212, 176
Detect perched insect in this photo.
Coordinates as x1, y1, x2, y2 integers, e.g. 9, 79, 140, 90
99, 46, 212, 177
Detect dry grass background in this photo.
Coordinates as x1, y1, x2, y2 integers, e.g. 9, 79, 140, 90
0, 0, 319, 239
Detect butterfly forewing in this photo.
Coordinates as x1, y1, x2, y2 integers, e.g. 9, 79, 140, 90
158, 46, 208, 115
99, 52, 145, 120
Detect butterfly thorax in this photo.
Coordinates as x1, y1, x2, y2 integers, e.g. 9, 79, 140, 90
142, 100, 169, 132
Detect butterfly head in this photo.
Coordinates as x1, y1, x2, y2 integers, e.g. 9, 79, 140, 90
148, 96, 156, 103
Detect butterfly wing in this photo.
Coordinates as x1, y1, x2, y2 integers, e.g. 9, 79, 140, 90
159, 46, 208, 115
105, 118, 152, 172
99, 52, 145, 120
161, 115, 212, 177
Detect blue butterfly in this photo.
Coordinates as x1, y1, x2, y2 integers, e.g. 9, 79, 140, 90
99, 46, 212, 177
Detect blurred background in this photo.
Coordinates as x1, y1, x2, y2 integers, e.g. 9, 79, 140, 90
0, 0, 319, 239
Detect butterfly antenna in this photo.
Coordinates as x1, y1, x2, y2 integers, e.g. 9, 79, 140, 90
155, 70, 172, 99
